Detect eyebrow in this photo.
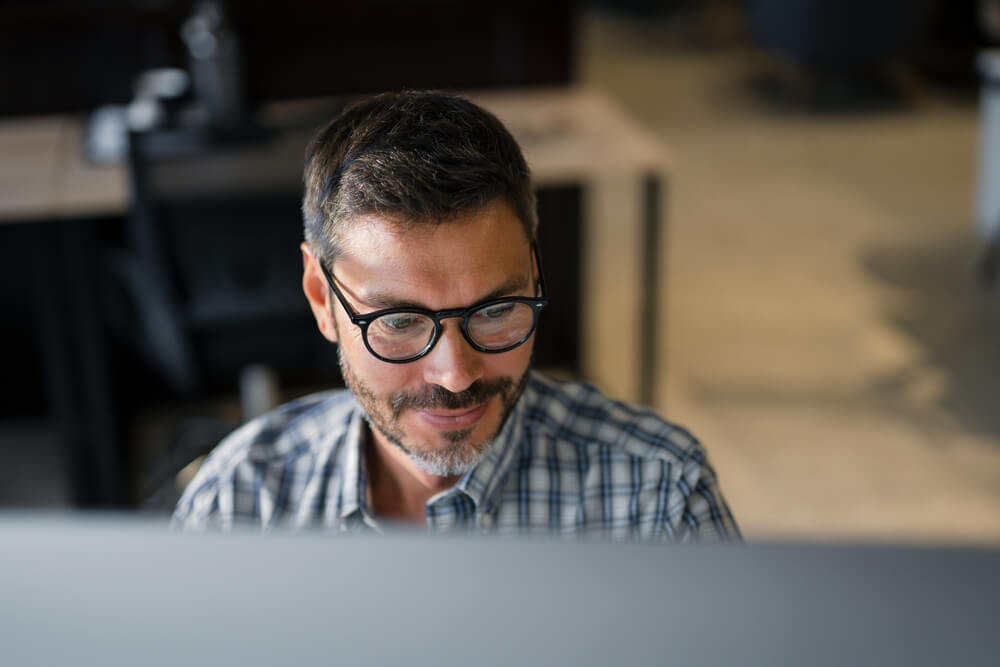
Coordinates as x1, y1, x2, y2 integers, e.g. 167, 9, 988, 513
359, 273, 531, 311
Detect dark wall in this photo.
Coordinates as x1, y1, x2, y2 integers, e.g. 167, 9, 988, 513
0, 223, 47, 417
0, 0, 574, 117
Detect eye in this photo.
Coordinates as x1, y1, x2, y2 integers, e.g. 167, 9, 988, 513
383, 315, 417, 330
372, 313, 432, 336
480, 303, 515, 319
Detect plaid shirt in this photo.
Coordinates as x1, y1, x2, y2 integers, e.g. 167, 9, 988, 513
173, 371, 739, 540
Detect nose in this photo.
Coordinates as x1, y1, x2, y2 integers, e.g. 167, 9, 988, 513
421, 320, 484, 393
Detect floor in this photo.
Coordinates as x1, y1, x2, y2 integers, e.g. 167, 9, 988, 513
577, 11, 1000, 542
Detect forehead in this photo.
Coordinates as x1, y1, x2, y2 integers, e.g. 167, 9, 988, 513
334, 200, 531, 306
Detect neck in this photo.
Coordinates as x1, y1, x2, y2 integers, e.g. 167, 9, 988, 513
364, 426, 462, 524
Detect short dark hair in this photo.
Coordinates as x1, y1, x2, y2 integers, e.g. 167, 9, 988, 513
302, 91, 537, 264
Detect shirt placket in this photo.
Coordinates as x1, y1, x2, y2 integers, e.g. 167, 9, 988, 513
426, 490, 480, 534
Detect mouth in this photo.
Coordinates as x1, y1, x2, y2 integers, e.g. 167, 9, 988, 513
414, 402, 490, 429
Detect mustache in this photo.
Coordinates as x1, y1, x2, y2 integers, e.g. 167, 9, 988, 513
390, 377, 514, 418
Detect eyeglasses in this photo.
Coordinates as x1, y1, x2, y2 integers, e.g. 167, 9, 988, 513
319, 241, 548, 364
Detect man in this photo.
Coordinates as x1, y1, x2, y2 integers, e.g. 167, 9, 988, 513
173, 91, 738, 540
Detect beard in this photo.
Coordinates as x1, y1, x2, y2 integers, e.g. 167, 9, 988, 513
337, 347, 529, 476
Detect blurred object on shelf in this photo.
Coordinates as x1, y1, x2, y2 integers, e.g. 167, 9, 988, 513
982, 0, 1000, 41
181, 1, 247, 129
749, 0, 935, 111
975, 50, 1000, 287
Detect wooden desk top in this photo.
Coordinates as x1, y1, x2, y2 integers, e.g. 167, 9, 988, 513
0, 115, 126, 223
0, 87, 668, 224
469, 87, 671, 184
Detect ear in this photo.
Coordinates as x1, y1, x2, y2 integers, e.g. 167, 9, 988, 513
301, 242, 338, 344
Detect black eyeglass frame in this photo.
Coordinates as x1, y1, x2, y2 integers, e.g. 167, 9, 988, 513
319, 241, 549, 364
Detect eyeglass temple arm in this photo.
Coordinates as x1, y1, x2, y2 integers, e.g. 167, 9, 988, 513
532, 239, 548, 300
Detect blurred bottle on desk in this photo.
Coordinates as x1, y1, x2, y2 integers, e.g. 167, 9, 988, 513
182, 0, 247, 130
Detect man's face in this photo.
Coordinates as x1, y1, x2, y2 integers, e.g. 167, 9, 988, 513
302, 199, 536, 478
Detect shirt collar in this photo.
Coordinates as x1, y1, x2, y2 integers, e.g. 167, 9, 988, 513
336, 401, 371, 524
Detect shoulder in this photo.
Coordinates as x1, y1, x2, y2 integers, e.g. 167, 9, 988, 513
172, 389, 356, 528
522, 371, 704, 466
515, 372, 739, 541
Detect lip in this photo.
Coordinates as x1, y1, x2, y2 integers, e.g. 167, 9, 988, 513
415, 402, 490, 429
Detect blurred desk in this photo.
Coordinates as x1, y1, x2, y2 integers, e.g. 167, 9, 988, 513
1, 89, 671, 406
0, 116, 129, 504
0, 89, 669, 504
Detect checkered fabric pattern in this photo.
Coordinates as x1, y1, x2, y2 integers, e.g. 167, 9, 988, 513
173, 371, 739, 541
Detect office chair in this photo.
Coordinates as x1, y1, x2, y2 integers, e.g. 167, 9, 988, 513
107, 120, 340, 509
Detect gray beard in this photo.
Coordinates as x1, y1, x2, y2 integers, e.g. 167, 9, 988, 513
368, 419, 488, 476
337, 347, 529, 477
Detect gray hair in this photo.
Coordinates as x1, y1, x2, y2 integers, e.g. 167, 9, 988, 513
302, 91, 537, 264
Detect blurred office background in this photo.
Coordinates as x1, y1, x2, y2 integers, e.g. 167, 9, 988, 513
1, 0, 999, 543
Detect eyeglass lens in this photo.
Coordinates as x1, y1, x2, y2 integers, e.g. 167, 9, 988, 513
366, 301, 537, 361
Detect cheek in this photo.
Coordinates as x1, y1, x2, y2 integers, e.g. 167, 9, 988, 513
343, 336, 423, 391
484, 341, 533, 379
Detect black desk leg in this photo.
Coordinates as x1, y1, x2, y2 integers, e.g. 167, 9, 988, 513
641, 174, 663, 408
28, 221, 124, 506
